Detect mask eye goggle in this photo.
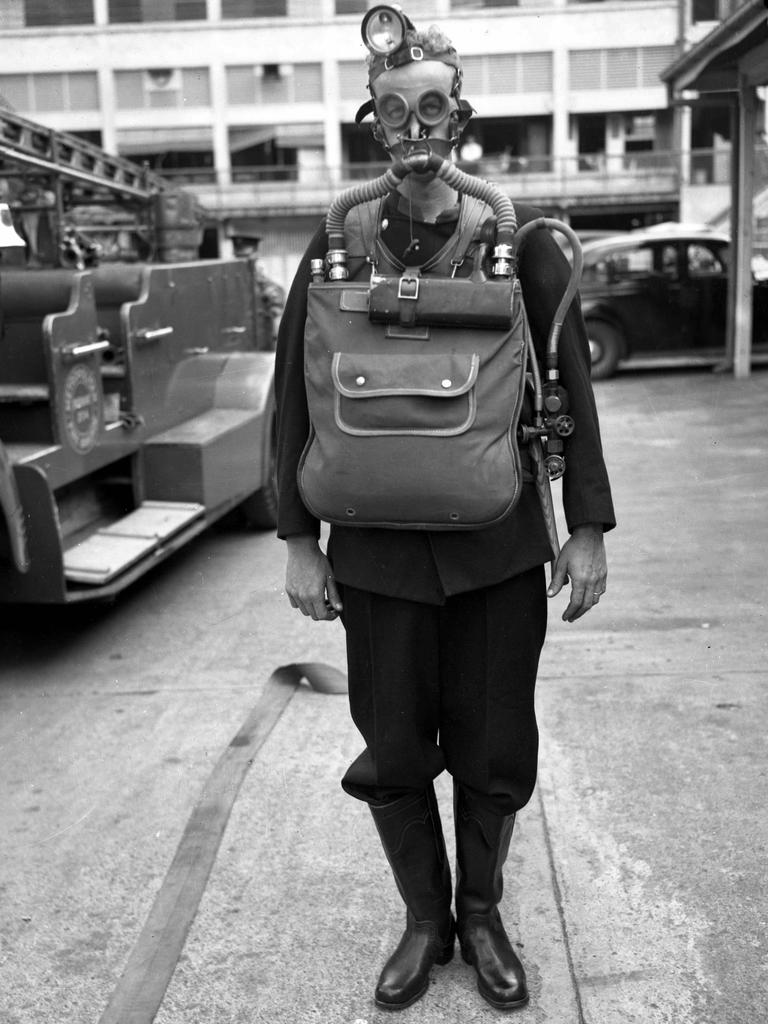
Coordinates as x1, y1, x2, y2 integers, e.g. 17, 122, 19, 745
375, 89, 453, 131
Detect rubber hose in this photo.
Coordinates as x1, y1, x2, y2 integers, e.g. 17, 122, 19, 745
513, 217, 584, 371
325, 151, 517, 248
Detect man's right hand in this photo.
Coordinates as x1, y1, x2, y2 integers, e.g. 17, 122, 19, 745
285, 534, 343, 621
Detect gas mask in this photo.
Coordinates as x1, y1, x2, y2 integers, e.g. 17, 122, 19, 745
355, 5, 473, 160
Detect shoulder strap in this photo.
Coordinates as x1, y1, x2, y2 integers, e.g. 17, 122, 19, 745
423, 196, 490, 277
343, 199, 382, 280
342, 194, 493, 279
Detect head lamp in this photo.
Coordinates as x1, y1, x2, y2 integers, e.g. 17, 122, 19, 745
361, 5, 413, 57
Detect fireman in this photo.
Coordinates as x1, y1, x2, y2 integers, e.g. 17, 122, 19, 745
229, 227, 285, 350
275, 7, 615, 1013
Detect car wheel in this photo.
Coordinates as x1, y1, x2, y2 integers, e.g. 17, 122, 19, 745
586, 320, 623, 380
240, 422, 277, 530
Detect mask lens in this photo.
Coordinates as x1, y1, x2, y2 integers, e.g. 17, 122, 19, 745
377, 92, 410, 129
376, 89, 453, 132
416, 89, 450, 127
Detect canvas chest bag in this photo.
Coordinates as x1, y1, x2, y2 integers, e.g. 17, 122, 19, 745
297, 196, 531, 530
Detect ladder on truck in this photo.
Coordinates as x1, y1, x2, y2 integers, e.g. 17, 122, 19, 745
0, 107, 200, 266
0, 106, 166, 199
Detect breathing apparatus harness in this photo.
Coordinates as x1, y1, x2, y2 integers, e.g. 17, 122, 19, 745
299, 7, 584, 558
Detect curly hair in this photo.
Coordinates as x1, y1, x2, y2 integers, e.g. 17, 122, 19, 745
365, 24, 463, 82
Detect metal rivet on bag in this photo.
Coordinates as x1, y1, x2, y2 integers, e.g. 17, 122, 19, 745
441, 379, 452, 388
356, 375, 366, 386
449, 512, 460, 521
345, 507, 357, 517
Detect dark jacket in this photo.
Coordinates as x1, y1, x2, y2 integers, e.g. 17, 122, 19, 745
275, 198, 615, 604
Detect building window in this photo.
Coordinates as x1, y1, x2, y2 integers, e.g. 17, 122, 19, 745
451, 1, 519, 8
335, 0, 366, 12
460, 115, 552, 173
566, 0, 655, 4
221, 0, 287, 16
640, 46, 678, 87
23, 0, 94, 25
126, 148, 215, 182
229, 127, 302, 183
340, 54, 554, 103
461, 53, 553, 95
108, 0, 206, 22
0, 75, 31, 110
692, 0, 719, 21
293, 64, 324, 102
114, 68, 210, 109
0, 72, 99, 113
569, 51, 601, 91
569, 46, 676, 90
605, 50, 638, 90
624, 113, 656, 152
226, 64, 322, 105
71, 130, 103, 148
338, 61, 368, 101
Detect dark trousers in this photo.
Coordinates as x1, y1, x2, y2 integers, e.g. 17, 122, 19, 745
339, 566, 547, 815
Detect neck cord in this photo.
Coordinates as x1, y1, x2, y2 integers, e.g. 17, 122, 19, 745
403, 191, 420, 259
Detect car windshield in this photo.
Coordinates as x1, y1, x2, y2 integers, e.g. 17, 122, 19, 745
581, 242, 638, 283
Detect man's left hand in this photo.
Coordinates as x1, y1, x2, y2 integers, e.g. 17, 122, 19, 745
547, 523, 607, 622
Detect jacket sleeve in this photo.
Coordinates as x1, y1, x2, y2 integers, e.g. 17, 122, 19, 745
274, 220, 327, 539
516, 208, 616, 534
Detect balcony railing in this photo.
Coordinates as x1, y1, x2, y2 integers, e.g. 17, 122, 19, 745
146, 148, 768, 216
161, 148, 682, 186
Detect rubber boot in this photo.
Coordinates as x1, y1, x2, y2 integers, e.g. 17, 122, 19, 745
369, 787, 456, 1010
454, 783, 529, 1010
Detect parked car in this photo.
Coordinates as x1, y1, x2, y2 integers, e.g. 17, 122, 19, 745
575, 227, 768, 379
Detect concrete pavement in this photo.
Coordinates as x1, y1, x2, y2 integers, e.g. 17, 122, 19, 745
153, 366, 768, 1024
2, 367, 766, 1023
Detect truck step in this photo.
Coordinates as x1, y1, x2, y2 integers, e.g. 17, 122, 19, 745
63, 500, 204, 585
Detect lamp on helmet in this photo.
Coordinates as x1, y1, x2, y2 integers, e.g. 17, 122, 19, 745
361, 5, 413, 57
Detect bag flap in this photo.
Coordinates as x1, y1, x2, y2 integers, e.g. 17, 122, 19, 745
332, 351, 479, 398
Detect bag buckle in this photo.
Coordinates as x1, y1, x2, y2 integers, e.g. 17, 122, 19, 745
397, 272, 420, 301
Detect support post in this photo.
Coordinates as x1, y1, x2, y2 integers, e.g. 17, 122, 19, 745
733, 77, 757, 379
725, 99, 739, 369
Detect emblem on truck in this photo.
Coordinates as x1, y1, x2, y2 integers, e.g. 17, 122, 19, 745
63, 363, 101, 453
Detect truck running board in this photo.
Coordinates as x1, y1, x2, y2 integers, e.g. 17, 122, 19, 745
63, 501, 205, 585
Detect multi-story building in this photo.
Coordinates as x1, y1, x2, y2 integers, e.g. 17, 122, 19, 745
0, 0, 761, 289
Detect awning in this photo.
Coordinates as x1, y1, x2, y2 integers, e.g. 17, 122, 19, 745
117, 126, 213, 154
274, 124, 324, 148
229, 124, 324, 152
660, 0, 767, 379
661, 0, 768, 95
229, 127, 278, 151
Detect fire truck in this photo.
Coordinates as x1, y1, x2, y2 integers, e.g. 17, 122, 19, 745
0, 108, 278, 604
